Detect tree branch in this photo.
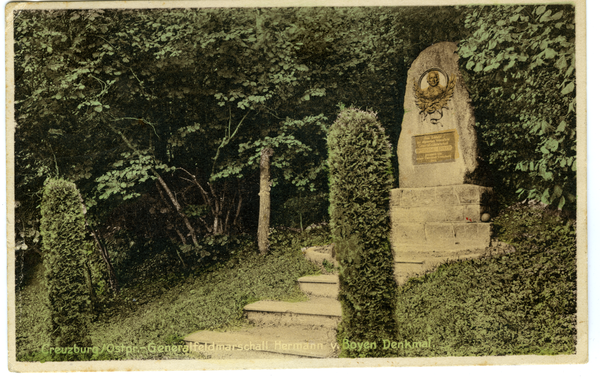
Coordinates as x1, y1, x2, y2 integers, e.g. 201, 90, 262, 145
108, 123, 199, 247
211, 109, 252, 177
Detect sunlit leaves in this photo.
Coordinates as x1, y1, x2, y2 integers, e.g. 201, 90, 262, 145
95, 152, 175, 201
458, 5, 576, 210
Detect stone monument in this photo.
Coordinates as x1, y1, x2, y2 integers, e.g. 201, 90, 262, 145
391, 42, 493, 275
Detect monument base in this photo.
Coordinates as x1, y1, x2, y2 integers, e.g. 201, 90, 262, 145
390, 184, 492, 253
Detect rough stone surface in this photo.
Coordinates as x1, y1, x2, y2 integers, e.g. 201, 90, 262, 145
390, 185, 493, 252
391, 185, 492, 208
391, 221, 492, 252
397, 42, 479, 188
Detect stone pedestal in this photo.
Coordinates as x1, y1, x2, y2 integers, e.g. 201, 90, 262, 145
390, 184, 492, 253
390, 42, 494, 284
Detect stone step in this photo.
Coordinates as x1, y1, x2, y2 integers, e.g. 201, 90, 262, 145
393, 259, 428, 285
391, 221, 491, 252
184, 326, 338, 359
391, 204, 487, 223
391, 185, 492, 208
297, 275, 339, 298
302, 245, 338, 268
393, 249, 489, 285
395, 259, 437, 285
244, 297, 342, 329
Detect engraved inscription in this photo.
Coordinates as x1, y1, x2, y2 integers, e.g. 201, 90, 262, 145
413, 131, 458, 164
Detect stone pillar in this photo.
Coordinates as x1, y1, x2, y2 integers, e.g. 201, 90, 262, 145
391, 42, 492, 283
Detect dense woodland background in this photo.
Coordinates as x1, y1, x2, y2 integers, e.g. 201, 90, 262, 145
13, 5, 576, 288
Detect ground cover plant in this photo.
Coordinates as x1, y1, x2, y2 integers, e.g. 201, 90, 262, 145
394, 203, 576, 356
16, 228, 323, 361
12, 4, 579, 363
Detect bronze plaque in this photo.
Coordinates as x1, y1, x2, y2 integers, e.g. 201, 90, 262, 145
413, 130, 458, 164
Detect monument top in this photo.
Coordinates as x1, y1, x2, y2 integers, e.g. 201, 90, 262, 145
397, 42, 479, 188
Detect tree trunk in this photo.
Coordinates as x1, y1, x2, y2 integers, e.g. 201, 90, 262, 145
258, 147, 274, 254
153, 170, 200, 247
108, 123, 199, 247
177, 169, 245, 235
89, 227, 119, 295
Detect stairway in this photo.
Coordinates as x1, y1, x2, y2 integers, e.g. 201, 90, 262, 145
183, 240, 511, 359
184, 273, 342, 359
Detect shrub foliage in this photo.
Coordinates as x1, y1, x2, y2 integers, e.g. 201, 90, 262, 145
395, 204, 576, 356
458, 5, 576, 210
40, 178, 93, 349
328, 108, 398, 357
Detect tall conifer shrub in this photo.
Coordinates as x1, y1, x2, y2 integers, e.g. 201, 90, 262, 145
40, 178, 92, 349
328, 108, 398, 357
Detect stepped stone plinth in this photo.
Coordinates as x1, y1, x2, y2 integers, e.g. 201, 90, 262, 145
390, 184, 492, 253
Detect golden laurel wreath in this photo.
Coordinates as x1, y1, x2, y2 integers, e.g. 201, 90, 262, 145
413, 72, 456, 115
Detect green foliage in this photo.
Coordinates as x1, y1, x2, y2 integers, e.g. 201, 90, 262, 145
215, 114, 330, 189
95, 152, 176, 201
13, 7, 467, 279
17, 230, 319, 361
15, 260, 52, 360
105, 231, 246, 288
458, 5, 576, 210
395, 204, 576, 356
39, 178, 93, 352
328, 108, 398, 357
13, 8, 338, 243
269, 223, 333, 254
13, 6, 582, 360
272, 192, 329, 230
322, 259, 336, 274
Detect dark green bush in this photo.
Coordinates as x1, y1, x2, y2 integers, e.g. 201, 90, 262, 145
328, 108, 398, 357
40, 178, 93, 352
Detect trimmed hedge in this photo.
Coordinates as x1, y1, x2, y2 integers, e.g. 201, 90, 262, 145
328, 108, 398, 357
40, 178, 93, 351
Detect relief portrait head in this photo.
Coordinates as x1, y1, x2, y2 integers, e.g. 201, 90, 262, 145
413, 68, 456, 124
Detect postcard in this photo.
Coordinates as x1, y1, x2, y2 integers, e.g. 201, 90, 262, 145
5, 0, 588, 372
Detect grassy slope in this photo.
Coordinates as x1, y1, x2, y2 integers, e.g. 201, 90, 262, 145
394, 204, 577, 356
91, 249, 319, 360
16, 232, 321, 361
16, 207, 577, 360
15, 259, 52, 359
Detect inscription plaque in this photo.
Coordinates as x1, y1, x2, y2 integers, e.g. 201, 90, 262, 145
413, 130, 458, 165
